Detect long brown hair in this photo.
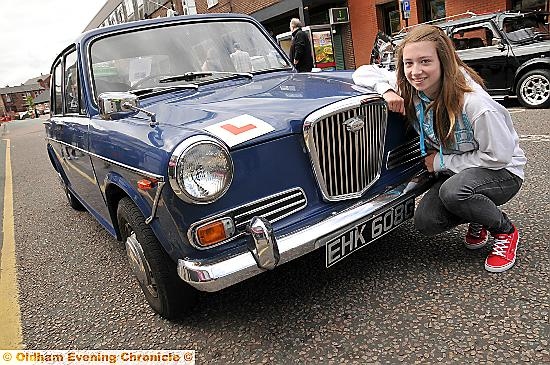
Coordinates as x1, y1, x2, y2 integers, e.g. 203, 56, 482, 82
395, 25, 484, 146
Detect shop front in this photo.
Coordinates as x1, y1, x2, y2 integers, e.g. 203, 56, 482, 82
277, 25, 337, 70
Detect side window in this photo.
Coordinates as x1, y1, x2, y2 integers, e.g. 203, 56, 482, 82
451, 25, 497, 50
53, 62, 63, 115
64, 51, 82, 114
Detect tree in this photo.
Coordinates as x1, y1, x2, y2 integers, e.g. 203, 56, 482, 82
26, 94, 35, 113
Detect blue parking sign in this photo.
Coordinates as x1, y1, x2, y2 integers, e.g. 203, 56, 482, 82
403, 0, 411, 12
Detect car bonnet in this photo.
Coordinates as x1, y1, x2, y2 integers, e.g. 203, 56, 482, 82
138, 72, 378, 148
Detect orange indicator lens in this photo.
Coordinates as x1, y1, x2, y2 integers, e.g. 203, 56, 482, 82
197, 221, 228, 246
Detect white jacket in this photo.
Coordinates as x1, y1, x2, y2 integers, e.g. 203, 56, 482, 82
352, 65, 526, 179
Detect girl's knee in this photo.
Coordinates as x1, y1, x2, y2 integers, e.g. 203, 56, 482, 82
439, 181, 466, 208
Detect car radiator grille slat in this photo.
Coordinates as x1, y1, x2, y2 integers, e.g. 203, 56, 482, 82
386, 136, 423, 169
309, 100, 388, 200
188, 188, 307, 248
233, 189, 307, 231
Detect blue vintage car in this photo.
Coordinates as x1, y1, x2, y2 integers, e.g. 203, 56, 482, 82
45, 13, 432, 319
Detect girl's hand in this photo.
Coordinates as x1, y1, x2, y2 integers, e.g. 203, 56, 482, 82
382, 90, 405, 115
424, 152, 437, 172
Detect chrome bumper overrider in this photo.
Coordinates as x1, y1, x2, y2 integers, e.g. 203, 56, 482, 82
177, 171, 433, 292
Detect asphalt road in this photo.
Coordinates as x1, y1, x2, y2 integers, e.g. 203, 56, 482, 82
1, 106, 549, 364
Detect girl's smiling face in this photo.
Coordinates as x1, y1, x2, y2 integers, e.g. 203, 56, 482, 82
402, 41, 442, 98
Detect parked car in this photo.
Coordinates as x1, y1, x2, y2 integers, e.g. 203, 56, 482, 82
371, 11, 550, 108
18, 111, 30, 120
45, 13, 433, 319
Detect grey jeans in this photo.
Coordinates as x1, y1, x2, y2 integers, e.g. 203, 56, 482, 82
414, 167, 523, 236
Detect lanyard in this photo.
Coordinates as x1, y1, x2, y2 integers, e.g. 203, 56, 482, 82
417, 94, 445, 170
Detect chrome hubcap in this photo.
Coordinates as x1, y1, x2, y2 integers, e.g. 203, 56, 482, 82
125, 230, 158, 297
520, 74, 550, 106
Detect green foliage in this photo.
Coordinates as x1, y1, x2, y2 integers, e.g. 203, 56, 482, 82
26, 94, 34, 112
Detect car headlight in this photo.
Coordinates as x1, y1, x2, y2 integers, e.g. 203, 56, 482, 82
168, 135, 233, 204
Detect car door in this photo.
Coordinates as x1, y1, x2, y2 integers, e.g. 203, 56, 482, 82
48, 48, 110, 219
450, 22, 512, 95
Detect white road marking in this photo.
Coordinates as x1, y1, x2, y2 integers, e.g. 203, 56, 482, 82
519, 134, 550, 142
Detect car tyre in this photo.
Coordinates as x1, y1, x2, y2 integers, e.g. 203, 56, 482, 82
117, 197, 197, 319
516, 69, 550, 109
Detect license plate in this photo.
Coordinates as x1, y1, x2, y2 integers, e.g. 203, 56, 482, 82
325, 197, 415, 268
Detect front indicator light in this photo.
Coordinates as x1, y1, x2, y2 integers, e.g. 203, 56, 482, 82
137, 178, 155, 190
196, 217, 235, 246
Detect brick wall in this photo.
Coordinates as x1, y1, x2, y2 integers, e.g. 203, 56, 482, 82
196, 0, 279, 14
349, 0, 513, 68
340, 23, 356, 69
445, 0, 509, 17
348, 0, 379, 67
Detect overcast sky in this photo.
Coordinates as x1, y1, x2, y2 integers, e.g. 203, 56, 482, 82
0, 0, 107, 87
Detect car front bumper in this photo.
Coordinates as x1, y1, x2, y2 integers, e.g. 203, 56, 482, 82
177, 171, 433, 292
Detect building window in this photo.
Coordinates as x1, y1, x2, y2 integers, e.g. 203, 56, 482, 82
378, 2, 402, 35
116, 4, 125, 23
207, 0, 218, 9
423, 0, 446, 22
182, 0, 197, 14
109, 13, 117, 25
512, 0, 547, 11
5, 95, 10, 102
124, 0, 135, 20
137, 0, 145, 19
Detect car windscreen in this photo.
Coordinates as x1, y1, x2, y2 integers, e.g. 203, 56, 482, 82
503, 14, 550, 43
89, 20, 290, 97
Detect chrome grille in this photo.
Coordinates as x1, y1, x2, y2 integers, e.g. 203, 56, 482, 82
232, 188, 307, 231
305, 97, 388, 201
386, 136, 423, 169
188, 188, 307, 249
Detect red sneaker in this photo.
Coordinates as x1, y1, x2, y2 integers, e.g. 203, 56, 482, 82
465, 223, 488, 249
485, 226, 519, 273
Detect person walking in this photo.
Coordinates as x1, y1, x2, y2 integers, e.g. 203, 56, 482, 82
289, 18, 314, 72
353, 25, 526, 273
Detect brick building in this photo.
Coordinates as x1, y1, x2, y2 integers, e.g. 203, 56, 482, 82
84, 0, 548, 70
0, 75, 50, 117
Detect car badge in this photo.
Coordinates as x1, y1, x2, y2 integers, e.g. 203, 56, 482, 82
343, 115, 365, 133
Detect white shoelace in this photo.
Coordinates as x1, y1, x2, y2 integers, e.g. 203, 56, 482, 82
490, 237, 509, 258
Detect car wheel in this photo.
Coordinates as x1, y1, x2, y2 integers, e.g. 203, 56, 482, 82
516, 69, 550, 108
117, 197, 197, 319
57, 172, 85, 210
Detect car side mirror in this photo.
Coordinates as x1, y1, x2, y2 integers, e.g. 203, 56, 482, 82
493, 39, 506, 51
98, 92, 139, 120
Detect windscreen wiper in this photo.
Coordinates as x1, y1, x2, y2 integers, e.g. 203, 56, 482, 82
159, 71, 253, 83
129, 84, 199, 96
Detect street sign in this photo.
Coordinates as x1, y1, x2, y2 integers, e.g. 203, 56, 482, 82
329, 7, 350, 24
401, 0, 411, 19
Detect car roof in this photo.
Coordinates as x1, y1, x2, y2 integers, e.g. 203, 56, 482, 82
76, 13, 259, 44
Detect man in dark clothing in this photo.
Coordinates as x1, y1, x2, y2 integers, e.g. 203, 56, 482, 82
289, 18, 314, 72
